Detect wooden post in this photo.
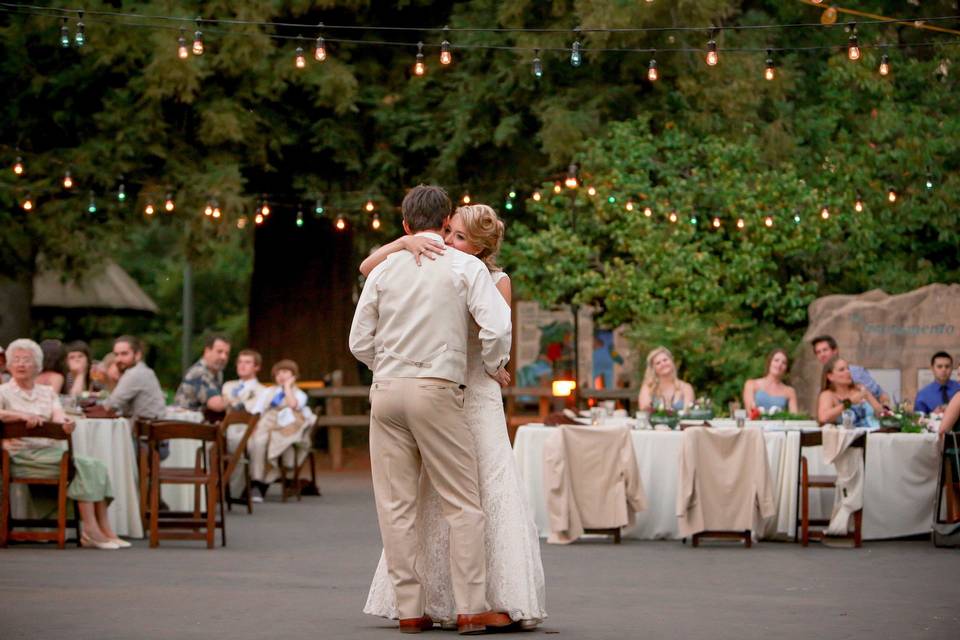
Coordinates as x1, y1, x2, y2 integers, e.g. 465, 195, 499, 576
328, 370, 344, 471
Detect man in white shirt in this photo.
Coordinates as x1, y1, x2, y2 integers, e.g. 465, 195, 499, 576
350, 185, 513, 634
222, 349, 267, 413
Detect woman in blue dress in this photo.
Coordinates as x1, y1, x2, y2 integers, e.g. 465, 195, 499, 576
817, 356, 882, 428
637, 346, 695, 412
742, 348, 799, 414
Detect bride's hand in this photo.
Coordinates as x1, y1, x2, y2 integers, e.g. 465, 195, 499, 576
488, 368, 511, 387
400, 235, 445, 266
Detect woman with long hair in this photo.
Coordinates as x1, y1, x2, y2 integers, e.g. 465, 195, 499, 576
638, 346, 695, 412
742, 348, 799, 413
36, 339, 65, 393
64, 340, 96, 397
817, 356, 882, 428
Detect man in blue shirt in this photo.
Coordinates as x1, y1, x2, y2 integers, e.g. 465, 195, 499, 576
811, 335, 892, 408
915, 351, 960, 415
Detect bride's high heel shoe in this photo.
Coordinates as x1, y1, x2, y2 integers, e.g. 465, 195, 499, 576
80, 533, 120, 550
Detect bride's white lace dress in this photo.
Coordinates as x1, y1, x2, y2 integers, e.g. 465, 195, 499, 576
364, 271, 547, 625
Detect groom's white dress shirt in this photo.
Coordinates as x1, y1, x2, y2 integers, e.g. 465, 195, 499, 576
349, 231, 512, 386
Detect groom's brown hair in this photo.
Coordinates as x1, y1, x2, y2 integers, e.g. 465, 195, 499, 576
402, 185, 452, 232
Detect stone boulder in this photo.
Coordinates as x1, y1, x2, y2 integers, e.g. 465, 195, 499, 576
792, 283, 960, 414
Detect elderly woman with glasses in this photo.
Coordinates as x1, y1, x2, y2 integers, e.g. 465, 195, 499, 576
0, 339, 126, 550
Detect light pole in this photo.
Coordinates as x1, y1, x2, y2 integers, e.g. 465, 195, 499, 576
565, 163, 581, 406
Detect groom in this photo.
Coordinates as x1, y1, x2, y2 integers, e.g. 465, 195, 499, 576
349, 185, 514, 634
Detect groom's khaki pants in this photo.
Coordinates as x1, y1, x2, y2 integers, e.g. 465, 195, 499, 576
369, 377, 488, 619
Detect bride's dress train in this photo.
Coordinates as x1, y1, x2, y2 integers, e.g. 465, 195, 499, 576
364, 273, 546, 625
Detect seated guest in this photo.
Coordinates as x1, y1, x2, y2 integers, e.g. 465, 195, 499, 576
915, 351, 960, 415
222, 349, 267, 413
938, 392, 960, 434
742, 348, 799, 414
638, 346, 695, 412
817, 356, 882, 428
174, 334, 230, 412
0, 339, 126, 549
36, 339, 65, 393
247, 359, 315, 502
811, 335, 891, 408
100, 336, 166, 421
64, 340, 99, 397
0, 346, 9, 383
91, 353, 121, 392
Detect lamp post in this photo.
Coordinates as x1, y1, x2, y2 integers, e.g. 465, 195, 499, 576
565, 163, 581, 407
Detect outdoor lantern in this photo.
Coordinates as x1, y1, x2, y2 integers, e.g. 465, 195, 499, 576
648, 58, 659, 81
552, 379, 576, 397
706, 39, 719, 66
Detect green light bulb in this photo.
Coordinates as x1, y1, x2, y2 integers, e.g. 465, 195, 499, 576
607, 196, 616, 204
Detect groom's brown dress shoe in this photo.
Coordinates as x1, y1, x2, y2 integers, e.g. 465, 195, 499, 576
399, 615, 435, 633
456, 612, 515, 635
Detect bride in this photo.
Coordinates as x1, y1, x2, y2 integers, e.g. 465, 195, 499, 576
360, 203, 547, 630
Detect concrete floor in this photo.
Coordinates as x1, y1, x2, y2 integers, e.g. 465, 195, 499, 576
1, 472, 957, 640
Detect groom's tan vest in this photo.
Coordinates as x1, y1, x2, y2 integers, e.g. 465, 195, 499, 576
368, 248, 474, 386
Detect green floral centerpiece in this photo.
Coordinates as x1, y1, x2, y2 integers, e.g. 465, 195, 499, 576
776, 412, 815, 421
683, 397, 715, 421
879, 412, 925, 433
650, 409, 679, 429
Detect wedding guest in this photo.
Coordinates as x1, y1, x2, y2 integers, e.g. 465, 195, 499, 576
64, 340, 97, 397
222, 349, 266, 413
638, 346, 695, 412
100, 335, 165, 421
92, 353, 121, 392
36, 339, 65, 393
742, 348, 799, 414
0, 339, 126, 549
817, 356, 882, 428
247, 359, 315, 502
811, 335, 891, 407
174, 334, 230, 412
915, 351, 960, 415
938, 392, 960, 434
0, 346, 9, 383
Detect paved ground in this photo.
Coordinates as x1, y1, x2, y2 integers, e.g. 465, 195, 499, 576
2, 471, 957, 640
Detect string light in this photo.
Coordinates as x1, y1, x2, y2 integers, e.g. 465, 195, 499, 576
690, 216, 698, 225
314, 198, 325, 215
532, 50, 543, 78
887, 187, 897, 203
706, 36, 719, 66
668, 211, 678, 223
62, 170, 73, 190
60, 17, 70, 48
879, 53, 890, 76
643, 206, 652, 217
295, 44, 306, 69
508, 188, 517, 199
462, 193, 471, 204
764, 215, 773, 227
237, 216, 248, 229
648, 57, 658, 82
553, 182, 562, 194
192, 22, 204, 56
296, 205, 304, 227
212, 205, 221, 219
371, 212, 381, 230
13, 156, 23, 175
847, 23, 860, 61
926, 175, 934, 190
74, 12, 85, 48
315, 30, 327, 62
625, 199, 634, 212
255, 212, 264, 225
21, 193, 33, 211
178, 30, 189, 59
440, 28, 452, 65
364, 199, 375, 212
145, 203, 155, 216
504, 199, 514, 211
854, 194, 864, 212
165, 193, 175, 212
335, 214, 346, 230
794, 213, 801, 224
204, 202, 213, 216
712, 216, 721, 228
532, 191, 541, 201
607, 195, 616, 204
261, 200, 271, 216
737, 217, 745, 229
565, 163, 579, 189
87, 191, 97, 213
587, 186, 597, 197
570, 28, 583, 67
117, 180, 126, 202
764, 49, 775, 81
413, 42, 426, 76
820, 205, 830, 219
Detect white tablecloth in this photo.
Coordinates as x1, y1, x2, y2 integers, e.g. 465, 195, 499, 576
514, 425, 940, 541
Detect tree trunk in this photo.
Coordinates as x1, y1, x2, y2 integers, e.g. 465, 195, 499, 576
248, 215, 360, 385
0, 272, 33, 346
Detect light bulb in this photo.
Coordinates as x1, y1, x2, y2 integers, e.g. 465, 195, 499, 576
178, 33, 189, 59
706, 40, 718, 66
643, 207, 652, 217
22, 193, 33, 211
504, 201, 514, 211
88, 192, 97, 213
145, 203, 155, 216
854, 196, 863, 213
607, 195, 616, 204
794, 214, 801, 224
165, 194, 175, 212
625, 200, 634, 212
648, 59, 658, 82
335, 215, 346, 230
820, 205, 830, 219
212, 207, 221, 219
879, 54, 890, 76
564, 176, 578, 189
193, 30, 204, 56
508, 189, 517, 199
414, 42, 426, 76
690, 216, 698, 225
532, 191, 541, 202
117, 184, 125, 201
926, 176, 934, 190
204, 204, 213, 216
372, 213, 381, 230
255, 213, 264, 225
533, 51, 543, 78
587, 186, 597, 197
440, 39, 452, 65
764, 215, 773, 227
296, 207, 304, 227
315, 36, 327, 62
261, 203, 271, 216
553, 182, 562, 194
295, 46, 306, 69
63, 171, 73, 189
765, 51, 775, 80
60, 19, 70, 48
13, 157, 23, 175
462, 193, 471, 204
570, 40, 582, 67
887, 188, 897, 203
668, 211, 678, 223
365, 199, 375, 212
237, 217, 248, 229
315, 199, 324, 215
737, 217, 745, 229
847, 35, 860, 61
74, 16, 85, 47
712, 216, 721, 228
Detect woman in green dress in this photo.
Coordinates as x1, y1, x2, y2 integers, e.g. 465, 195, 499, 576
1, 339, 126, 550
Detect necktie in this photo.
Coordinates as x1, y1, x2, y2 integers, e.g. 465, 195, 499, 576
942, 385, 949, 406
232, 382, 243, 398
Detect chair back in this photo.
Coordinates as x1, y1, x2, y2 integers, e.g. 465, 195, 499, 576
0, 420, 72, 442
146, 420, 220, 443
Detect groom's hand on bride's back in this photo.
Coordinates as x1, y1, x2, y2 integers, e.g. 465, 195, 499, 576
488, 368, 511, 387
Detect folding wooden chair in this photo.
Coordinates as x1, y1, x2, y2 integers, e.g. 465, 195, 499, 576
0, 420, 81, 548
933, 431, 960, 547
218, 410, 259, 513
277, 421, 322, 502
146, 420, 225, 549
798, 430, 866, 548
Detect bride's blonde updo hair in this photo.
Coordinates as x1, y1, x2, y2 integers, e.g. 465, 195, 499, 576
453, 204, 504, 272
